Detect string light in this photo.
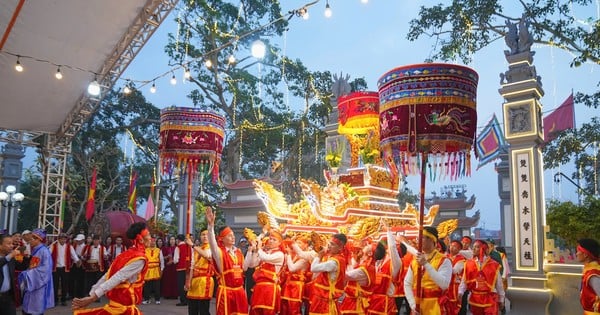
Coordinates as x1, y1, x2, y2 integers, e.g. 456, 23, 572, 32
204, 59, 212, 68
324, 1, 332, 18
170, 73, 177, 85
228, 55, 236, 64
184, 67, 191, 80
251, 40, 266, 59
15, 56, 23, 72
361, 0, 369, 3
123, 85, 131, 94
87, 76, 101, 96
150, 81, 157, 93
55, 66, 63, 80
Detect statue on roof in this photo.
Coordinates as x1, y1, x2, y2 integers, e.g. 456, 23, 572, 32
332, 72, 352, 100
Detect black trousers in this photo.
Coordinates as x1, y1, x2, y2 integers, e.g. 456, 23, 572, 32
143, 279, 161, 301
70, 265, 85, 298
458, 291, 470, 315
84, 271, 102, 296
395, 296, 410, 315
188, 299, 211, 315
0, 292, 16, 315
177, 270, 188, 303
53, 267, 69, 302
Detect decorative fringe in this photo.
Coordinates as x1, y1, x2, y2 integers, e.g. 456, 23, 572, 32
389, 150, 472, 182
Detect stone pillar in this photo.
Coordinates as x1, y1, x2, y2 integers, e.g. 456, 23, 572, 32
499, 28, 552, 312
1, 143, 25, 234
495, 146, 514, 263
177, 171, 199, 235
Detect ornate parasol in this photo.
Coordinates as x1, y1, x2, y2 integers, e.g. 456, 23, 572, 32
159, 106, 225, 235
337, 91, 380, 167
378, 63, 478, 312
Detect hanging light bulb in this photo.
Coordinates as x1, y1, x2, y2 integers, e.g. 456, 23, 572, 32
55, 66, 63, 79
88, 76, 101, 96
15, 57, 23, 72
150, 81, 157, 93
184, 67, 191, 79
205, 59, 212, 68
324, 2, 332, 18
170, 73, 177, 85
123, 85, 131, 94
361, 0, 368, 3
228, 55, 236, 64
302, 10, 310, 20
251, 39, 266, 59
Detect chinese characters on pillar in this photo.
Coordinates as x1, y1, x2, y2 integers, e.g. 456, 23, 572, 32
516, 153, 535, 267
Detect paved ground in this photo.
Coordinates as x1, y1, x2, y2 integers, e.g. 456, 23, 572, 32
38, 298, 217, 315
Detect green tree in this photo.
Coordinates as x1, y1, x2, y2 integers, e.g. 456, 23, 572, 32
407, 0, 599, 108
165, 0, 333, 199
65, 88, 162, 233
546, 198, 600, 246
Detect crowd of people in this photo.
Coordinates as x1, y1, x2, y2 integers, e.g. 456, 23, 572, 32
0, 214, 599, 315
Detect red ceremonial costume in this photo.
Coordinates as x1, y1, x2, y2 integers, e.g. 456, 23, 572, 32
367, 257, 397, 315
250, 250, 282, 315
74, 245, 148, 315
446, 253, 466, 315
392, 253, 413, 301
339, 260, 375, 314
161, 244, 178, 298
215, 245, 248, 315
51, 241, 74, 272
463, 256, 501, 315
410, 250, 448, 315
581, 260, 600, 314
82, 244, 106, 272
309, 254, 347, 315
281, 256, 309, 315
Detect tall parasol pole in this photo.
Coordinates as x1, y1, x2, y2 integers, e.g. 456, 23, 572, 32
378, 63, 478, 314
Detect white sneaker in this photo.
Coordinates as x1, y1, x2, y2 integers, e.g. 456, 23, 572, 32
156, 301, 161, 305
142, 300, 150, 305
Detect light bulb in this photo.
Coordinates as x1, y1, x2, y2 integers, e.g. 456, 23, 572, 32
205, 59, 212, 68
55, 67, 63, 79
228, 55, 236, 64
170, 74, 177, 85
302, 11, 310, 20
88, 78, 101, 96
123, 85, 131, 94
361, 0, 368, 3
324, 3, 332, 18
150, 82, 156, 93
251, 40, 266, 59
184, 68, 191, 79
15, 58, 23, 72
5, 185, 16, 194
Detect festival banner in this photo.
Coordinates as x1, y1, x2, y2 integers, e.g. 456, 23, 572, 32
543, 93, 575, 142
128, 170, 138, 214
475, 114, 507, 169
85, 168, 97, 221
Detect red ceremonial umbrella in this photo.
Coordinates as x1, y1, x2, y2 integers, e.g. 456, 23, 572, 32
378, 63, 478, 312
159, 107, 225, 236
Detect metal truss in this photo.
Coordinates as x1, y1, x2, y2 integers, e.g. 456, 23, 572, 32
38, 138, 70, 238
54, 0, 179, 150
0, 0, 179, 237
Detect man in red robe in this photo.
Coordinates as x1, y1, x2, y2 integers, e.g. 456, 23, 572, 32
71, 222, 151, 315
576, 238, 600, 314
50, 233, 80, 306
309, 233, 348, 315
281, 237, 310, 315
446, 240, 466, 315
245, 229, 284, 315
458, 239, 504, 315
206, 206, 249, 315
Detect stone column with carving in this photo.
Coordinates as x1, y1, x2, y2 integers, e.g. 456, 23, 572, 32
498, 18, 553, 314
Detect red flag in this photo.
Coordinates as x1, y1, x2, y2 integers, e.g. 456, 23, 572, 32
144, 174, 156, 220
544, 93, 575, 142
85, 168, 97, 221
127, 170, 138, 214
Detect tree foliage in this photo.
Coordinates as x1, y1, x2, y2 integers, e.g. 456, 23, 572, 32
408, 0, 600, 109
165, 0, 334, 198
546, 198, 600, 246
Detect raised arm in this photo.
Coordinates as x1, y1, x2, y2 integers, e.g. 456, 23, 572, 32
205, 207, 223, 273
